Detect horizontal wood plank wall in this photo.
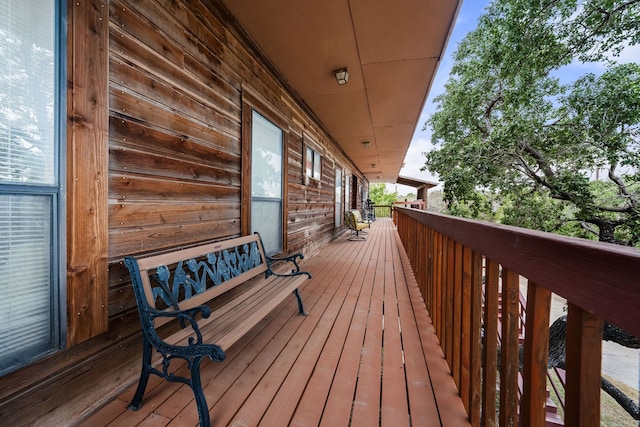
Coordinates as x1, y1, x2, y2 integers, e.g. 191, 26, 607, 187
396, 208, 640, 427
108, 0, 243, 261
1, 0, 367, 423
107, 0, 364, 323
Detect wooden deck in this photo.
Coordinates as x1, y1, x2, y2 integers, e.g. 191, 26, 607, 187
78, 219, 469, 427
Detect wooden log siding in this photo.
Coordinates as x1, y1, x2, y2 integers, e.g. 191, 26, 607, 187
395, 208, 640, 427
105, 0, 366, 327
0, 0, 368, 420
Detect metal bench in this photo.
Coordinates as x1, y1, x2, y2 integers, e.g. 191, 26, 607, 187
124, 232, 310, 427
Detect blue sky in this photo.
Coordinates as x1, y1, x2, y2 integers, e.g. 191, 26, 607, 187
389, 0, 491, 195
392, 0, 491, 194
393, 0, 640, 196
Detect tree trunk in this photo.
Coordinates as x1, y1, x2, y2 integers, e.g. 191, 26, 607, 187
597, 221, 617, 244
547, 316, 640, 420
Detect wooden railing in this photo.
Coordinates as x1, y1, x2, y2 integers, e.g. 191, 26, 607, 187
395, 208, 640, 427
394, 200, 426, 210
371, 204, 393, 218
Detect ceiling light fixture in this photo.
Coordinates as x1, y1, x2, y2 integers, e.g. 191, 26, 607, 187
362, 141, 370, 149
334, 68, 349, 85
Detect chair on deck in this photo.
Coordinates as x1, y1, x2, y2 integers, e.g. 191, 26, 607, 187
350, 209, 371, 230
344, 211, 369, 241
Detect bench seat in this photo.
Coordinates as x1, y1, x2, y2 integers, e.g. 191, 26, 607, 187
165, 272, 306, 352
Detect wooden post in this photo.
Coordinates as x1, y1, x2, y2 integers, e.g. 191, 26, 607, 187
482, 258, 500, 427
66, 0, 109, 345
468, 250, 482, 426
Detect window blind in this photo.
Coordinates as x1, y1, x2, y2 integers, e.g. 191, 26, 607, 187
0, 0, 59, 375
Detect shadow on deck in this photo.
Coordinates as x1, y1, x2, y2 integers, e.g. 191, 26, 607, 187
79, 218, 469, 426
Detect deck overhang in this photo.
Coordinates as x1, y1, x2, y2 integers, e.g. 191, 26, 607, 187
220, 0, 462, 183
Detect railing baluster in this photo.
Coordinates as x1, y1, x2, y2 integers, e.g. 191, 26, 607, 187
483, 258, 500, 427
445, 237, 455, 368
453, 241, 463, 388
469, 250, 483, 426
436, 231, 445, 341
564, 303, 603, 427
460, 245, 472, 414
499, 268, 520, 426
520, 281, 552, 427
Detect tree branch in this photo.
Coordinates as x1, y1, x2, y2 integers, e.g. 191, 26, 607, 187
517, 142, 577, 201
484, 84, 502, 134
579, 221, 600, 237
608, 162, 638, 209
570, 0, 640, 55
519, 142, 555, 179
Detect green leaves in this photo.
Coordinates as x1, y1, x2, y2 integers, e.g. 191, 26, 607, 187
561, 0, 640, 62
425, 0, 640, 245
368, 183, 398, 206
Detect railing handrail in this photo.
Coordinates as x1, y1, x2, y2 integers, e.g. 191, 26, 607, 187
398, 207, 640, 338
396, 207, 639, 426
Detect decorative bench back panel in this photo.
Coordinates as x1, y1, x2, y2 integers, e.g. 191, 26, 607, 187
132, 234, 268, 328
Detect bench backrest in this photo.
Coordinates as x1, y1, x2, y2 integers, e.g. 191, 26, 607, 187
125, 233, 268, 328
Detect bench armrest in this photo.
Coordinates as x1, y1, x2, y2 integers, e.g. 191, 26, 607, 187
139, 305, 226, 374
147, 304, 211, 346
266, 252, 311, 278
254, 232, 312, 279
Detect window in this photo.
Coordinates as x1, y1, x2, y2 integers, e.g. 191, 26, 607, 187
335, 169, 342, 226
351, 175, 358, 208
0, 1, 64, 375
251, 111, 283, 256
305, 147, 322, 181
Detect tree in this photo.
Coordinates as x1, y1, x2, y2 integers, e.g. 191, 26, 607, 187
368, 183, 398, 206
424, 0, 640, 245
426, 190, 447, 213
424, 2, 640, 416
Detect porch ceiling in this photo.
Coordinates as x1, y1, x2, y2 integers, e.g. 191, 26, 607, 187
221, 0, 461, 182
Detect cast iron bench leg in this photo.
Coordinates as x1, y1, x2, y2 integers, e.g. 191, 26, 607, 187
128, 338, 153, 411
293, 289, 307, 316
190, 356, 210, 427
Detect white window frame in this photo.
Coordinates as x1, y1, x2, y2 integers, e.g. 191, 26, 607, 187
250, 110, 284, 256
335, 169, 343, 226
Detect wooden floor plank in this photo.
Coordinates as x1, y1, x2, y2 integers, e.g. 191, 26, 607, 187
380, 223, 411, 427
135, 411, 173, 427
75, 397, 128, 427
395, 231, 471, 427
343, 228, 387, 427
195, 233, 367, 426
393, 230, 443, 425
292, 230, 381, 427
234, 234, 375, 426
76, 219, 469, 427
